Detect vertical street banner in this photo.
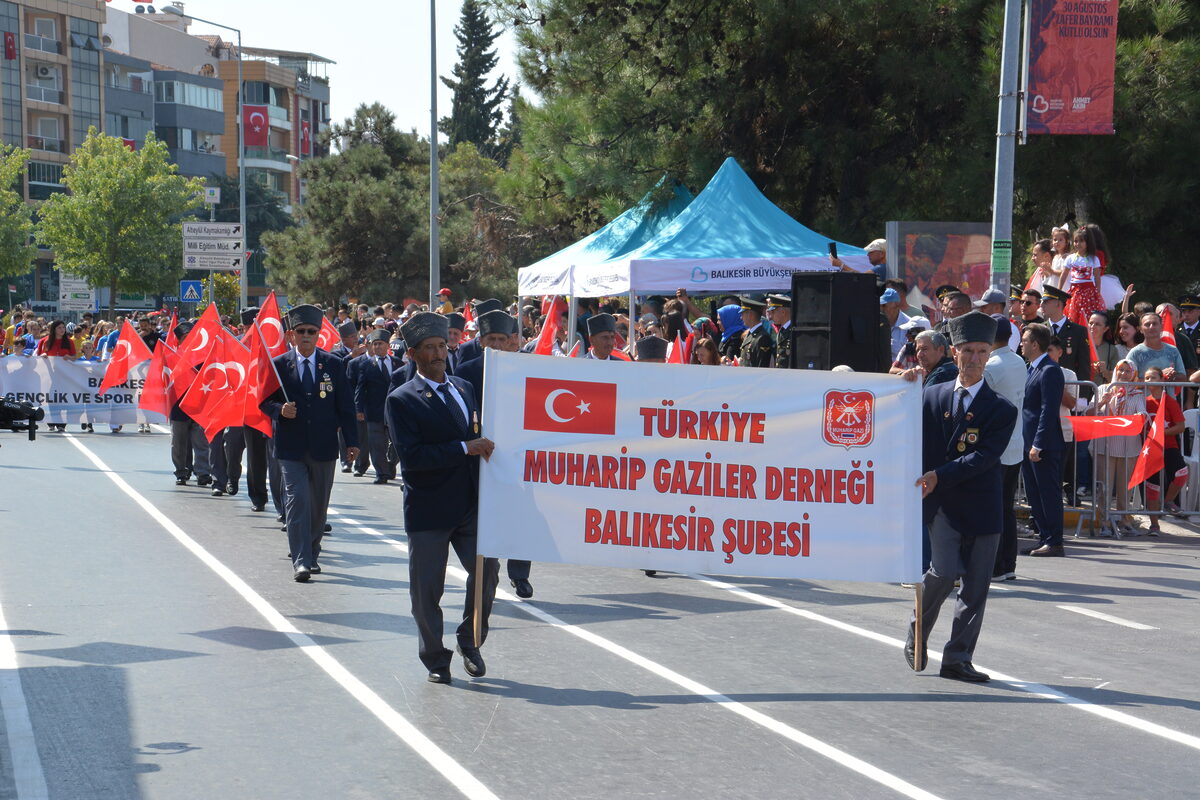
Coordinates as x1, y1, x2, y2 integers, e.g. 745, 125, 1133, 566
1026, 0, 1119, 135
478, 352, 923, 582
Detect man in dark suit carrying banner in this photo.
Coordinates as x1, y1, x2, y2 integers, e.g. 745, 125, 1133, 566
386, 312, 500, 684
908, 311, 1017, 683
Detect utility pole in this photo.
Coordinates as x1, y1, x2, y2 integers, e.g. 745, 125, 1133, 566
988, 0, 1024, 297
428, 0, 441, 309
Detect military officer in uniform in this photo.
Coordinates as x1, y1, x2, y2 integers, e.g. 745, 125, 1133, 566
908, 311, 1017, 682
766, 294, 792, 368
583, 313, 622, 360
354, 329, 401, 484
261, 304, 359, 582
738, 297, 775, 367
385, 312, 499, 684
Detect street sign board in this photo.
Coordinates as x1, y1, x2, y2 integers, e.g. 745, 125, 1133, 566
204, 186, 221, 204
184, 238, 243, 254
184, 253, 243, 270
180, 280, 203, 302
183, 221, 242, 239
58, 272, 95, 311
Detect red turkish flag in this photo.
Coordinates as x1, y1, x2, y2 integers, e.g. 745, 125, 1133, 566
137, 340, 175, 417
121, 138, 136, 151
179, 331, 250, 440
567, 340, 582, 358
1160, 306, 1178, 347
610, 348, 632, 361
1128, 401, 1167, 489
243, 104, 269, 147
523, 377, 617, 435
3, 32, 15, 61
165, 309, 179, 349
243, 322, 281, 437
164, 344, 196, 407
179, 303, 223, 368
316, 315, 340, 351
1069, 414, 1145, 443
533, 296, 566, 356
257, 291, 289, 357
667, 333, 685, 364
300, 120, 311, 155
99, 319, 153, 394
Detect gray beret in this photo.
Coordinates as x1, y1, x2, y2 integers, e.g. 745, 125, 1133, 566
240, 306, 260, 326
587, 313, 617, 336
947, 311, 998, 346
288, 304, 325, 330
337, 320, 358, 338
401, 311, 450, 348
366, 328, 390, 343
635, 335, 669, 360
445, 312, 466, 331
473, 298, 504, 316
477, 309, 514, 338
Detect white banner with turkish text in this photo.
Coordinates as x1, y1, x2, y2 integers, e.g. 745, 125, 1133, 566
478, 351, 922, 582
0, 357, 165, 424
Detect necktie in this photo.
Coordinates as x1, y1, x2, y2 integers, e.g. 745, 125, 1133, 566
953, 387, 968, 429
302, 358, 315, 394
378, 356, 387, 373
437, 383, 469, 433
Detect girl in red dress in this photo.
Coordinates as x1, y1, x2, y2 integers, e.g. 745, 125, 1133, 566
1063, 226, 1106, 322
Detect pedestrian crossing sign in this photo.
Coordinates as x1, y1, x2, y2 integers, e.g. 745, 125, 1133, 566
180, 280, 203, 302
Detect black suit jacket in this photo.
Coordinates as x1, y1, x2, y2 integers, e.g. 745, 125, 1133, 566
385, 374, 481, 532
455, 356, 485, 411
1022, 355, 1065, 454
922, 380, 1017, 535
354, 353, 402, 422
456, 338, 481, 366
261, 349, 358, 461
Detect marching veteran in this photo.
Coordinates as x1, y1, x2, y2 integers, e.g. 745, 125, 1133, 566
907, 311, 1017, 682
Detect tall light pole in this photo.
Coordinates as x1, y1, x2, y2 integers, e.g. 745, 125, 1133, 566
988, 0, 1023, 298
429, 0, 441, 310
165, 6, 248, 311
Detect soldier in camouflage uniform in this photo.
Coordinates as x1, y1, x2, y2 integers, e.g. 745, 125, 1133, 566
738, 297, 775, 368
766, 294, 791, 369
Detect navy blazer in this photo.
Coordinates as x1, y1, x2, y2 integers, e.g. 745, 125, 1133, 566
922, 380, 1017, 536
354, 353, 401, 422
456, 338, 481, 366
1022, 355, 1065, 454
455, 355, 485, 411
261, 348, 358, 461
385, 374, 481, 533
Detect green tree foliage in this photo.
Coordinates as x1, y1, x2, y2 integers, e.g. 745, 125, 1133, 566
262, 103, 426, 305
0, 145, 37, 282
198, 272, 241, 319
441, 0, 511, 156
37, 129, 204, 311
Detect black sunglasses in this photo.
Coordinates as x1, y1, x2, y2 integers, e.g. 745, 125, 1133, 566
1020, 300, 1038, 306
293, 327, 319, 335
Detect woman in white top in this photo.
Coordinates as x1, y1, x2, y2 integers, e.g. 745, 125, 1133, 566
1090, 359, 1147, 535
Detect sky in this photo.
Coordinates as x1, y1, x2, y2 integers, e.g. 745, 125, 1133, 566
110, 0, 520, 137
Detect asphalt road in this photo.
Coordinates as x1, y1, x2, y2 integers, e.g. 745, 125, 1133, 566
1, 427, 1198, 799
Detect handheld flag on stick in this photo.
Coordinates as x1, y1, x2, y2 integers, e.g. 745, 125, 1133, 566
98, 319, 153, 394
1069, 414, 1144, 443
1128, 402, 1166, 489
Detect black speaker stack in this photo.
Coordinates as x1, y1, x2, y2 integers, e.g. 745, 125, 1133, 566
788, 272, 883, 372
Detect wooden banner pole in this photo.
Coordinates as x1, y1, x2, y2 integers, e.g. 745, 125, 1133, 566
472, 553, 485, 648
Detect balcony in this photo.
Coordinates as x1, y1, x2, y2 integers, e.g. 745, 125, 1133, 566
23, 33, 62, 55
26, 134, 63, 153
245, 146, 290, 163
26, 84, 63, 104
268, 104, 289, 123
107, 77, 152, 95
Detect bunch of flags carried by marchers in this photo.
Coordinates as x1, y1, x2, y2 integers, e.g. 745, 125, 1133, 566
98, 292, 290, 441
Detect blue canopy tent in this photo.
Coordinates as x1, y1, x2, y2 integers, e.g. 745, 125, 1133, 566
516, 179, 695, 296
572, 157, 871, 296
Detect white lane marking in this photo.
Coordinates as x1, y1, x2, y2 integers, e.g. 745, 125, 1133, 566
0, 596, 50, 799
688, 575, 1200, 753
1057, 605, 1158, 630
329, 511, 943, 800
151, 424, 171, 434
64, 436, 497, 800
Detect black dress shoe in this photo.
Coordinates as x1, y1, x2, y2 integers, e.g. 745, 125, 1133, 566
324, 523, 332, 532
175, 478, 187, 486
456, 645, 486, 678
276, 513, 285, 522
1020, 544, 1043, 555
226, 483, 238, 495
197, 476, 212, 487
510, 578, 534, 599
427, 668, 451, 684
372, 477, 388, 484
211, 487, 225, 497
905, 632, 928, 672
281, 525, 288, 531
353, 470, 365, 477
309, 563, 322, 574
643, 570, 657, 577
293, 566, 311, 583
1029, 544, 1065, 557
939, 661, 990, 682
251, 504, 265, 512
341, 465, 352, 473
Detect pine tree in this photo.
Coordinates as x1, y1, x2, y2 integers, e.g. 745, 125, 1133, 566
440, 0, 510, 157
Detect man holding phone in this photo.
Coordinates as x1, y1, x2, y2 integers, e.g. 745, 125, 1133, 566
831, 238, 888, 280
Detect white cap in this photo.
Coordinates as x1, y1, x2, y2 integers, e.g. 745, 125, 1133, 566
864, 239, 887, 253
899, 316, 931, 331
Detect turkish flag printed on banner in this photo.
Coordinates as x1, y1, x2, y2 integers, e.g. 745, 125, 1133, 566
98, 319, 153, 394
242, 104, 269, 148
179, 303, 223, 368
138, 340, 176, 417
1128, 400, 1167, 489
257, 291, 289, 357
1069, 414, 1145, 443
523, 377, 617, 435
300, 120, 311, 155
243, 322, 281, 436
316, 315, 340, 351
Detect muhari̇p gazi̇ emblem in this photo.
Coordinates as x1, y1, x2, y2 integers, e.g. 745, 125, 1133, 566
822, 390, 874, 449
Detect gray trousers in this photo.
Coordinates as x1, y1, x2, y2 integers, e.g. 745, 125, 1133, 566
171, 419, 210, 480
365, 421, 397, 479
279, 455, 336, 570
340, 422, 370, 472
408, 517, 500, 670
909, 510, 999, 666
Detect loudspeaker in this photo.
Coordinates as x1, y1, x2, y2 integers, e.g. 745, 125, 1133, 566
789, 272, 882, 372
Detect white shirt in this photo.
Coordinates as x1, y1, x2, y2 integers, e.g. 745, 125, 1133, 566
950, 376, 984, 415
890, 311, 910, 360
1028, 352, 1049, 371
416, 372, 472, 453
294, 350, 318, 384
985, 347, 1027, 465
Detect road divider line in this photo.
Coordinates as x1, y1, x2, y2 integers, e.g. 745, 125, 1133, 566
1056, 605, 1158, 630
65, 435, 498, 800
0, 591, 50, 800
329, 510, 943, 800
687, 575, 1200, 753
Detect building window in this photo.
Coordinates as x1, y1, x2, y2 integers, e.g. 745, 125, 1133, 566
0, 1, 23, 145
154, 80, 222, 111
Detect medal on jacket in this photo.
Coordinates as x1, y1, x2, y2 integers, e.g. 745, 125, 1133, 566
321, 373, 331, 399
473, 409, 479, 434
957, 442, 966, 452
